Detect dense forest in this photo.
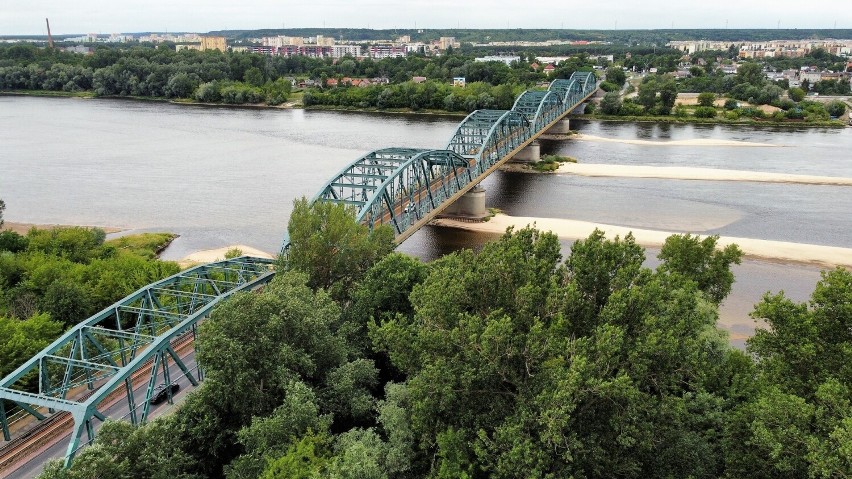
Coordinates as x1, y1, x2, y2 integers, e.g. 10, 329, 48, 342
37, 199, 852, 479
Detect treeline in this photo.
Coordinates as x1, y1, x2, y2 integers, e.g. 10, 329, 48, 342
304, 81, 524, 112
42, 199, 852, 479
0, 218, 179, 385
0, 43, 589, 107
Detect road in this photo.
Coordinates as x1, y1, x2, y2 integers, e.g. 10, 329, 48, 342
1, 350, 199, 479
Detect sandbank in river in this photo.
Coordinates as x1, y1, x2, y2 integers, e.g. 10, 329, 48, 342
434, 214, 852, 269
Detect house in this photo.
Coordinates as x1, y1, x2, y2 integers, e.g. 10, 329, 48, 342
530, 62, 540, 71
543, 64, 556, 75
453, 77, 466, 87
412, 76, 427, 84
326, 78, 338, 87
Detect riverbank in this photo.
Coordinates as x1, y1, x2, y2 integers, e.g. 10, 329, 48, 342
579, 113, 848, 128
434, 214, 852, 269
574, 133, 781, 147
1, 221, 124, 235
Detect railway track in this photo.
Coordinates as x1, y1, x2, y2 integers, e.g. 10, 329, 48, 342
0, 333, 196, 477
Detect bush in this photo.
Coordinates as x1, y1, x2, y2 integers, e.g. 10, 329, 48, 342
697, 92, 716, 107
788, 87, 806, 102
0, 231, 28, 253
599, 81, 619, 92
599, 91, 622, 115
725, 110, 740, 120
826, 101, 847, 118
723, 98, 739, 110
693, 106, 717, 118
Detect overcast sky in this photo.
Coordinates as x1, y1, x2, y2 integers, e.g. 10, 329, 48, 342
2, 0, 851, 35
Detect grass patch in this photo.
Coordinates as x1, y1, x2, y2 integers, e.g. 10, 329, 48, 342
531, 154, 578, 172
483, 207, 503, 222
106, 233, 178, 259
1, 90, 95, 98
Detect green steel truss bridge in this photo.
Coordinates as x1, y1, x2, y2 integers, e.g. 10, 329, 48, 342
0, 72, 596, 467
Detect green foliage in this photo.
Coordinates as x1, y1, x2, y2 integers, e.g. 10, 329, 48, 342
0, 313, 64, 380
0, 228, 179, 385
599, 91, 622, 114
826, 100, 847, 118
723, 98, 739, 110
0, 198, 4, 227
789, 87, 806, 102
0, 230, 28, 253
604, 66, 626, 86
697, 91, 716, 107
285, 198, 394, 300
657, 234, 743, 304
260, 432, 330, 479
224, 247, 243, 259
598, 81, 619, 92
693, 106, 718, 118
38, 419, 200, 479
106, 232, 176, 259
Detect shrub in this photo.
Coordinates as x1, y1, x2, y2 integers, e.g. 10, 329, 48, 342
826, 101, 847, 118
788, 87, 806, 102
725, 110, 740, 120
723, 98, 739, 110
693, 106, 717, 118
697, 92, 716, 107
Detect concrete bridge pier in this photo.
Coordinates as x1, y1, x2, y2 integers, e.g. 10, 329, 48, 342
545, 119, 571, 135
440, 186, 487, 220
512, 140, 540, 163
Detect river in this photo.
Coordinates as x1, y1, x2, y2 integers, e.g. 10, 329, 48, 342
2, 95, 851, 347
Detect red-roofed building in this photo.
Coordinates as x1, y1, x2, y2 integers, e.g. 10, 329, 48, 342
543, 64, 556, 75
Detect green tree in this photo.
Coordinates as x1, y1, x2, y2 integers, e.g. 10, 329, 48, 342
637, 78, 659, 111
736, 62, 766, 87
657, 234, 743, 304
244, 67, 264, 87
284, 198, 394, 301
604, 66, 626, 86
261, 433, 330, 479
697, 91, 716, 107
789, 86, 806, 102
599, 91, 622, 115
0, 313, 64, 380
0, 198, 5, 227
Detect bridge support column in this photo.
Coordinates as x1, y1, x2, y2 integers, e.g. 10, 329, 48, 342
441, 186, 487, 220
545, 119, 570, 135
512, 141, 540, 163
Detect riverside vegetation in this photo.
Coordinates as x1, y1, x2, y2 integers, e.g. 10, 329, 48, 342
0, 203, 179, 388
37, 198, 852, 479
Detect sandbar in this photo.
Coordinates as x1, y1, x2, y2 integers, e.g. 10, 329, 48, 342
434, 214, 852, 269
576, 133, 779, 147
179, 245, 274, 266
556, 163, 852, 186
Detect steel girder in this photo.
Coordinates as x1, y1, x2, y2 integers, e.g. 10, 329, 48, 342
0, 256, 275, 464
511, 90, 564, 132
313, 147, 474, 236
280, 71, 598, 252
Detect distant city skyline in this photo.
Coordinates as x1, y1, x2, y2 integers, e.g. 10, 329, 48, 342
2, 0, 851, 36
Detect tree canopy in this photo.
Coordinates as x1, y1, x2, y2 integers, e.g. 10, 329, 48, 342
38, 204, 852, 479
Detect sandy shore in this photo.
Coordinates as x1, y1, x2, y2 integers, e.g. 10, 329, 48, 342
178, 245, 274, 266
1, 221, 124, 234
556, 163, 852, 186
576, 133, 779, 148
434, 214, 852, 269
